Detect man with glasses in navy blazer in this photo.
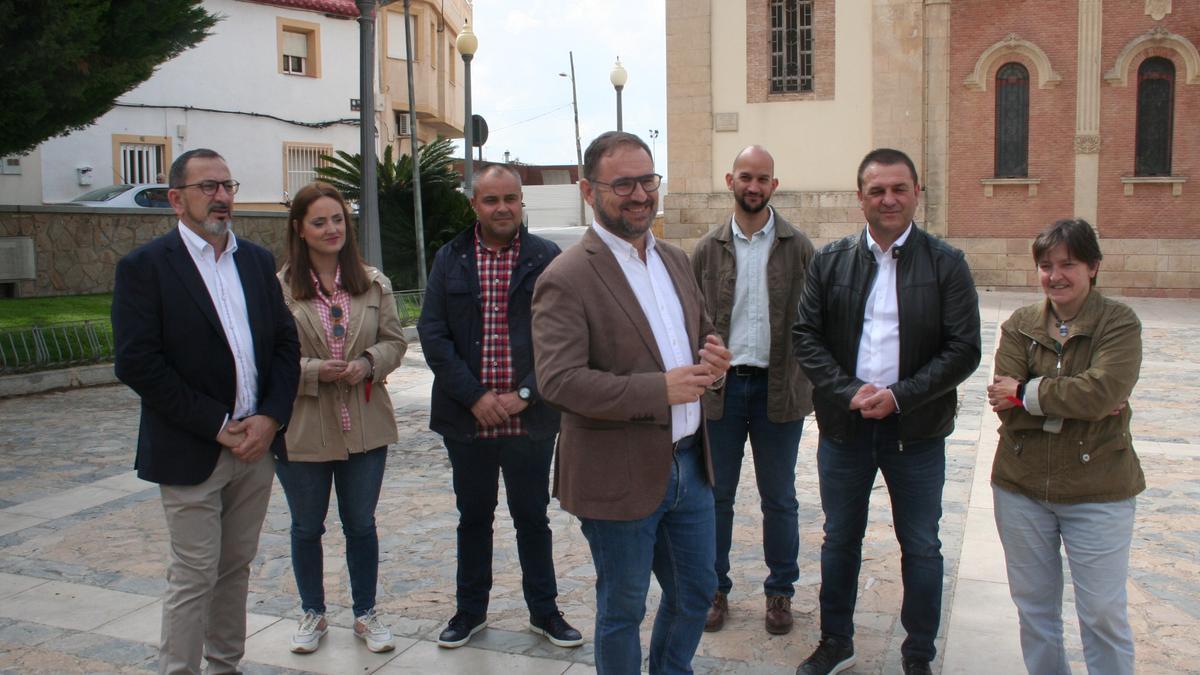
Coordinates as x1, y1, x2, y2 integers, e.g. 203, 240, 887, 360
112, 148, 299, 675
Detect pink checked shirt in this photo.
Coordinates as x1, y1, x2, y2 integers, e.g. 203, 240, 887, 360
310, 267, 353, 432
475, 225, 523, 438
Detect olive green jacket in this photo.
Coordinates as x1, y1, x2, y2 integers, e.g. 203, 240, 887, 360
692, 211, 815, 423
991, 290, 1144, 503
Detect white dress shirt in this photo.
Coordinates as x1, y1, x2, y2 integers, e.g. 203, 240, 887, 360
855, 223, 913, 396
728, 209, 775, 368
177, 223, 259, 424
592, 223, 701, 442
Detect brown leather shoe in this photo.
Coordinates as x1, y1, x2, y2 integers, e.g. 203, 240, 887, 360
765, 595, 792, 635
704, 591, 728, 632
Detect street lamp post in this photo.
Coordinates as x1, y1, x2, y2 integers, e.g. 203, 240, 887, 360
559, 51, 585, 227
610, 57, 627, 132
456, 21, 478, 196
355, 0, 382, 269
648, 129, 659, 161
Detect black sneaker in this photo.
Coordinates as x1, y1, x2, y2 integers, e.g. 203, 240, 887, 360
902, 657, 932, 675
797, 636, 856, 675
529, 610, 584, 648
437, 611, 487, 649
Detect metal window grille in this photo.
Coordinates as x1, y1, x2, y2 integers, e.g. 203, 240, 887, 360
770, 0, 813, 94
119, 143, 163, 184
1135, 57, 1174, 177
285, 144, 331, 198
994, 62, 1030, 178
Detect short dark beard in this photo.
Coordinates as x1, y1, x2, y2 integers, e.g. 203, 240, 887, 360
594, 191, 655, 241
735, 192, 769, 214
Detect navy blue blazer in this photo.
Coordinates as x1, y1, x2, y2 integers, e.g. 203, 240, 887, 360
418, 225, 561, 442
112, 227, 300, 485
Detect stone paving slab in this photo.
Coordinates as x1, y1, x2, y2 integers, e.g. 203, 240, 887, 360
0, 294, 1197, 673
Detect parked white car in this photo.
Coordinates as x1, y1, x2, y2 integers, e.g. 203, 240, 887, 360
64, 184, 171, 208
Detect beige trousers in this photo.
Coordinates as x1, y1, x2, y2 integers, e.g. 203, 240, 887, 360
158, 449, 274, 675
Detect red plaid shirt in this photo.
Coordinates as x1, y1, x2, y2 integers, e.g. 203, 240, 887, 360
310, 267, 353, 432
475, 224, 523, 438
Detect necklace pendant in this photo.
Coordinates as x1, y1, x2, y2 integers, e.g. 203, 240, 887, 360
1058, 322, 1069, 338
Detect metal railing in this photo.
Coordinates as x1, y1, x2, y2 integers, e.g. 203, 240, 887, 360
0, 320, 115, 374
393, 289, 425, 326
0, 293, 424, 375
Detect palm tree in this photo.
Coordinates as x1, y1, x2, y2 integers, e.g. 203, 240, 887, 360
317, 138, 474, 289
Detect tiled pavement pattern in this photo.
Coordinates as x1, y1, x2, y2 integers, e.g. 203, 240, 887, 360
0, 292, 1197, 674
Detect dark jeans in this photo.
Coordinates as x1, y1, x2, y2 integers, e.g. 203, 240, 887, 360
580, 439, 716, 675
274, 446, 387, 618
444, 434, 558, 618
817, 418, 945, 662
706, 368, 804, 597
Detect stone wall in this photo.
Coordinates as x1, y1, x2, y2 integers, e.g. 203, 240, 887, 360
0, 206, 288, 297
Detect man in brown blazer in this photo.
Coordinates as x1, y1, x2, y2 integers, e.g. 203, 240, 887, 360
532, 131, 732, 675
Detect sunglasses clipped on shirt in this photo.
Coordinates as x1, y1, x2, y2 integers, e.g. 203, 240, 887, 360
330, 303, 345, 338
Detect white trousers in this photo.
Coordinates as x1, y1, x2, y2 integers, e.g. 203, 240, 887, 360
993, 485, 1136, 675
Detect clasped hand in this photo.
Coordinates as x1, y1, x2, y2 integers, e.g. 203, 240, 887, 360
218, 415, 279, 463
317, 358, 372, 385
851, 383, 897, 419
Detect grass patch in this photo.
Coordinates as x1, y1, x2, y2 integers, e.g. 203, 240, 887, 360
0, 293, 113, 330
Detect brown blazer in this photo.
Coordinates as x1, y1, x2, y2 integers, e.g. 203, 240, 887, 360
278, 264, 406, 461
532, 227, 716, 521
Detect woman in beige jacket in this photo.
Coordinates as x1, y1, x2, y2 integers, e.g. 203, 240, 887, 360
275, 182, 407, 655
986, 219, 1143, 675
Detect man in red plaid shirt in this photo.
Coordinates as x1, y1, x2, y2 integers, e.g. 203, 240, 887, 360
418, 164, 582, 650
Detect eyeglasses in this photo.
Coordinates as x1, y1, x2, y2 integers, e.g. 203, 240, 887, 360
591, 173, 662, 197
175, 180, 240, 196
330, 304, 345, 338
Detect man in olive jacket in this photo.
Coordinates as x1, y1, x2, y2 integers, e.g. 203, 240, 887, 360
691, 145, 814, 635
791, 148, 980, 675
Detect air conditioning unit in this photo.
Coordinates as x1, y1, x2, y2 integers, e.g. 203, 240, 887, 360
396, 113, 412, 137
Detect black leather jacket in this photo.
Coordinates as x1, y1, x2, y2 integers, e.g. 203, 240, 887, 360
792, 225, 981, 443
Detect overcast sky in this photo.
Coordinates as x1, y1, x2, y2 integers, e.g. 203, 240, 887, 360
449, 0, 668, 175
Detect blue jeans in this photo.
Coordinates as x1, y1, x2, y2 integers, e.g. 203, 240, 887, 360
706, 368, 804, 597
993, 486, 1136, 675
580, 439, 717, 675
274, 446, 387, 618
444, 435, 558, 618
816, 419, 945, 662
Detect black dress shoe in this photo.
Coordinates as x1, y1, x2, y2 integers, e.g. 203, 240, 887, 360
902, 656, 933, 675
437, 611, 486, 648
529, 610, 584, 647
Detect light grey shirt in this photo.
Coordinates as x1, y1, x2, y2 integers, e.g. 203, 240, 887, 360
592, 222, 701, 442
728, 208, 776, 368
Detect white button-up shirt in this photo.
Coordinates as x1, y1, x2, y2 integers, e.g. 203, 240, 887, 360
592, 223, 701, 442
177, 223, 259, 424
855, 223, 912, 393
728, 209, 775, 368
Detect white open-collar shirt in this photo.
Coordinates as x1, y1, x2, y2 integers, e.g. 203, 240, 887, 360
177, 223, 258, 423
855, 223, 913, 394
592, 223, 701, 442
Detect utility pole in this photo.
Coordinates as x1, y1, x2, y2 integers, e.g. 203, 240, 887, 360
403, 0, 427, 288
566, 52, 585, 227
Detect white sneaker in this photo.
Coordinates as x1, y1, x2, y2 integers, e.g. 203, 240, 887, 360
354, 608, 396, 653
290, 610, 327, 653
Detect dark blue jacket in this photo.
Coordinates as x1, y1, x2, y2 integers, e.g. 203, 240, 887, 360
112, 228, 300, 485
418, 225, 562, 442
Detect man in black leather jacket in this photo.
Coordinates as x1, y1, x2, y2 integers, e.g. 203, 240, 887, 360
791, 148, 981, 675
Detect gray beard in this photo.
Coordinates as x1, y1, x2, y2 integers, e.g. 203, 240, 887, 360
202, 218, 231, 237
